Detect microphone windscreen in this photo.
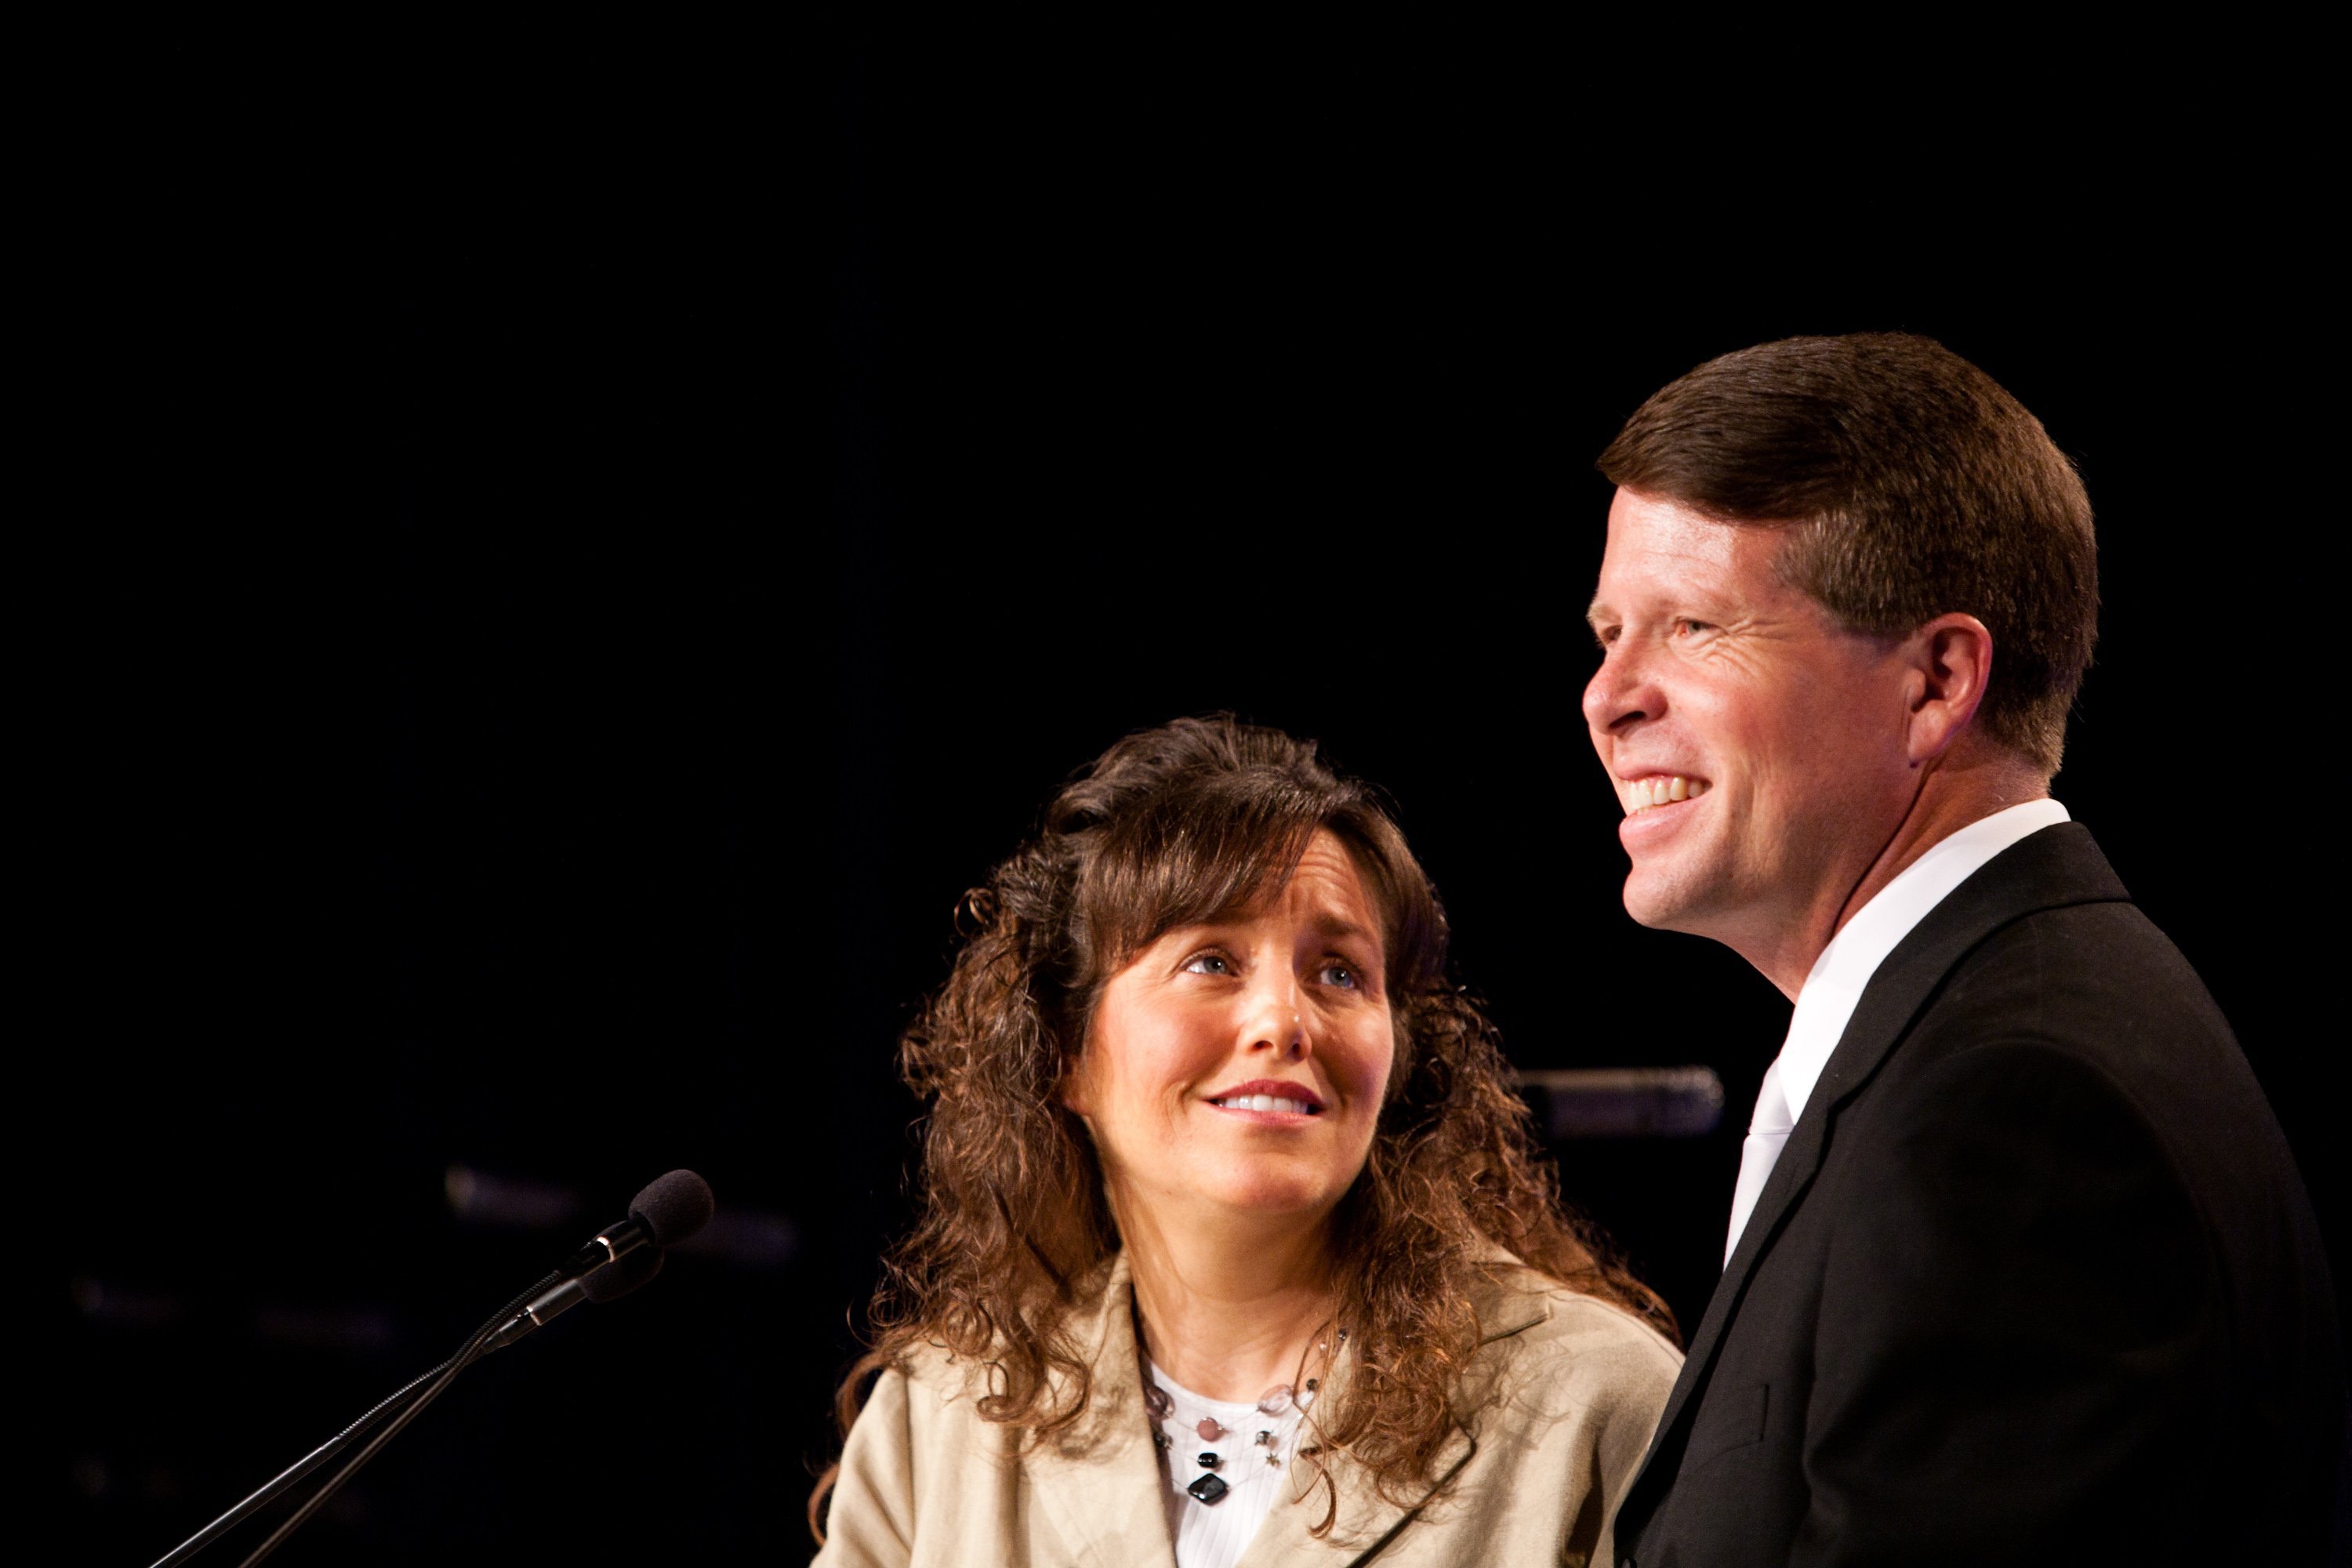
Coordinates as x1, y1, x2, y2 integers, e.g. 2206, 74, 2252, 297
630, 1169, 715, 1247
579, 1246, 664, 1303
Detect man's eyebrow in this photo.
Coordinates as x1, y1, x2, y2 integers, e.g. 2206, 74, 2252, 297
1585, 601, 1612, 630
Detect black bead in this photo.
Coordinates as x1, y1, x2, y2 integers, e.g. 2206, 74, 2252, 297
1187, 1472, 1231, 1504
1196, 1451, 1220, 1468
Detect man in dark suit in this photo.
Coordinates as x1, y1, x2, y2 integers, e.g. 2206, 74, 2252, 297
1581, 334, 2343, 1564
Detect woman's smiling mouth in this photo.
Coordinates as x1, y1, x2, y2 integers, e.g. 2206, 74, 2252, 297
1206, 1079, 1326, 1116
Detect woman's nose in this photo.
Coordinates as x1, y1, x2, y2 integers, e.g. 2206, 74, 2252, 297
1243, 977, 1308, 1060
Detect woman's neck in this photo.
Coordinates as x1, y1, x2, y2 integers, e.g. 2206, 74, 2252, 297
1114, 1190, 1340, 1404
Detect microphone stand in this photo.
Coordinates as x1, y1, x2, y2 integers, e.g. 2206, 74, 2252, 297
147, 1358, 452, 1567
149, 1272, 560, 1568
148, 1168, 707, 1565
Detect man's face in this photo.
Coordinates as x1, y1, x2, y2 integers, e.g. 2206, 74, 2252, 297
1581, 489, 1919, 963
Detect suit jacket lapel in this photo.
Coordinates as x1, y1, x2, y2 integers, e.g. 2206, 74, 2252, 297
1617, 824, 2132, 1536
1022, 1251, 1182, 1568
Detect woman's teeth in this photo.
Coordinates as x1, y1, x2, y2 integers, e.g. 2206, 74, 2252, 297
1626, 775, 1708, 814
1214, 1095, 1316, 1114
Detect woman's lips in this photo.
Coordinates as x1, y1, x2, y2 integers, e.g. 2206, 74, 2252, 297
1204, 1080, 1324, 1118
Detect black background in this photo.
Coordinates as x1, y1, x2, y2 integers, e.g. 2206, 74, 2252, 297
56, 43, 2339, 1565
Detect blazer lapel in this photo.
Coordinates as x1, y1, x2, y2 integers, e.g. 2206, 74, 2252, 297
1022, 1252, 1182, 1568
1616, 824, 2133, 1536
1235, 1269, 1549, 1566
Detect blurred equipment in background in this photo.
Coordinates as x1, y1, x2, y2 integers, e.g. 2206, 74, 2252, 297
1515, 1067, 1726, 1140
150, 1170, 714, 1568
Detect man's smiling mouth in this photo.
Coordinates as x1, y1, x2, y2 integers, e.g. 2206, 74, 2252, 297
1622, 775, 1711, 815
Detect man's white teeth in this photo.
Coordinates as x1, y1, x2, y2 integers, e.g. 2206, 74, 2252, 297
1627, 776, 1708, 813
1217, 1095, 1314, 1114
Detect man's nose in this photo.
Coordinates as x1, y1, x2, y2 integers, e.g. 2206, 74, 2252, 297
1582, 640, 1659, 737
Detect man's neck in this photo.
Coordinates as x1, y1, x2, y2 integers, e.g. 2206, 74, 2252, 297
1109, 1183, 1341, 1405
1748, 750, 2052, 999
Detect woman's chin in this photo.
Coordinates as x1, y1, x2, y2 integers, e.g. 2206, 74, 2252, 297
1189, 1177, 1344, 1221
1110, 1153, 1368, 1235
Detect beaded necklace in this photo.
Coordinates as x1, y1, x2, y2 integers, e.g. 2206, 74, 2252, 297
1139, 1329, 1345, 1506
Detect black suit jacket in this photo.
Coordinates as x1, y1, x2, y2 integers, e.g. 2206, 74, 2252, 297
1612, 824, 2344, 1566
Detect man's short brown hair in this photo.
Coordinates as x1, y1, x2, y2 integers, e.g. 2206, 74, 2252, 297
1598, 333, 2097, 774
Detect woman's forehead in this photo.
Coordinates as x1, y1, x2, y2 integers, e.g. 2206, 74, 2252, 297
1278, 832, 1381, 929
1139, 829, 1385, 949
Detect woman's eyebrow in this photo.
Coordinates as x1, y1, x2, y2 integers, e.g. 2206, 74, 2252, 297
1306, 915, 1380, 949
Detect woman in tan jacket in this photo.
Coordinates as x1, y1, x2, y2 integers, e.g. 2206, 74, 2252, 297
811, 717, 1681, 1567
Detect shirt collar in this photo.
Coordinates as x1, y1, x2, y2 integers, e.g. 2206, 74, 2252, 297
1775, 798, 2071, 1123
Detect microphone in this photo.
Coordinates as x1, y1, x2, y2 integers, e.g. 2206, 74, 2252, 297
481, 1246, 664, 1353
552, 1168, 716, 1279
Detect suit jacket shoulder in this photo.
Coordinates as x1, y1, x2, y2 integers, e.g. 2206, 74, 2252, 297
1613, 825, 2344, 1566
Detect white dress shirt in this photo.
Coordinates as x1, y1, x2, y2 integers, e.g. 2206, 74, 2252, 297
1724, 798, 2072, 1263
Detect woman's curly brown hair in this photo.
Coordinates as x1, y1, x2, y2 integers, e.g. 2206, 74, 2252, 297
811, 716, 1673, 1540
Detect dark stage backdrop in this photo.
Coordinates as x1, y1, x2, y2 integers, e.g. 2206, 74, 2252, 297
56, 57, 2337, 1565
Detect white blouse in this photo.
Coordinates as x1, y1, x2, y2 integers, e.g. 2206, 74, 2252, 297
1145, 1361, 1314, 1568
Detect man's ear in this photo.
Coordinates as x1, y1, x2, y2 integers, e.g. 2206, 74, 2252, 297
1903, 612, 1993, 767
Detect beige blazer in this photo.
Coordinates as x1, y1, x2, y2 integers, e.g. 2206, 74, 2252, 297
812, 1251, 1680, 1567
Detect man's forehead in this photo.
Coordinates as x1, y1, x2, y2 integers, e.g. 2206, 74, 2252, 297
1592, 491, 1788, 612
1587, 543, 1747, 620
1607, 490, 1754, 559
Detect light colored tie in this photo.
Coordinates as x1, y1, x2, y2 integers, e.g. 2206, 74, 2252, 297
1725, 1058, 1795, 1265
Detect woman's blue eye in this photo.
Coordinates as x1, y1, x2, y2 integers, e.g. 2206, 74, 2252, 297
1184, 953, 1233, 976
1320, 962, 1358, 989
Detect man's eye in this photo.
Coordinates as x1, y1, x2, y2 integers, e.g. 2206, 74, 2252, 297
1674, 618, 1715, 638
1183, 953, 1234, 976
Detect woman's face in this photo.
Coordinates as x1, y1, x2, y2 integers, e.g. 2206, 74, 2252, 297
1065, 829, 1396, 1229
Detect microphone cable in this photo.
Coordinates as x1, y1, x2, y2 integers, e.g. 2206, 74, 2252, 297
148, 1169, 710, 1566
149, 1355, 458, 1568
150, 1279, 544, 1568
235, 1275, 559, 1566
